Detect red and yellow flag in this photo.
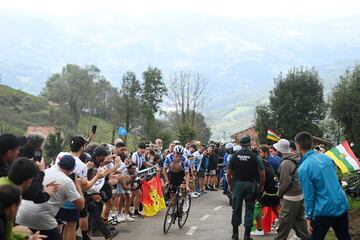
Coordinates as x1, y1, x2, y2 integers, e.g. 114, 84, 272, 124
141, 174, 166, 217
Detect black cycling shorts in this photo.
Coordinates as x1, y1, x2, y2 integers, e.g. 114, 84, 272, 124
169, 171, 185, 187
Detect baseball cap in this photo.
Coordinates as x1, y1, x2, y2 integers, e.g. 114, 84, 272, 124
80, 152, 92, 162
273, 139, 291, 154
70, 136, 86, 150
58, 155, 76, 170
240, 135, 251, 145
0, 133, 27, 155
93, 146, 110, 157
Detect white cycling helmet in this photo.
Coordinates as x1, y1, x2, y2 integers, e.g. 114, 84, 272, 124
174, 145, 185, 155
233, 145, 242, 151
225, 143, 234, 149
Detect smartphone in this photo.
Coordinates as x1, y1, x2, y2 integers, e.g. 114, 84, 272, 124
92, 125, 97, 134
33, 149, 42, 162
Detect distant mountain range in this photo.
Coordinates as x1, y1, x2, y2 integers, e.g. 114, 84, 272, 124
1, 10, 360, 139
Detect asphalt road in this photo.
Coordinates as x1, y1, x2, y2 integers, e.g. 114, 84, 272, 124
98, 191, 279, 240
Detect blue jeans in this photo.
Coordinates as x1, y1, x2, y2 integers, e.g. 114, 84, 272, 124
311, 211, 351, 240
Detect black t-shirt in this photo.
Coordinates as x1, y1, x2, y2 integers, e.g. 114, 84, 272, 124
208, 153, 219, 170
263, 160, 278, 194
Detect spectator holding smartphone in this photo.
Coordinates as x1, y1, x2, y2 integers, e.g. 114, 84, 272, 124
18, 132, 60, 203
0, 133, 26, 177
16, 155, 85, 240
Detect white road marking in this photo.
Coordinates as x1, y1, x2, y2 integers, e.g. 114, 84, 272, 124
214, 205, 223, 211
186, 226, 198, 236
200, 214, 210, 221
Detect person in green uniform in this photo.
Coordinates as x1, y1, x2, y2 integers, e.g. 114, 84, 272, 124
227, 136, 265, 240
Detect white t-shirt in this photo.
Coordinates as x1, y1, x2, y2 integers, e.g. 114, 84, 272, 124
55, 152, 87, 179
16, 166, 81, 230
87, 177, 105, 194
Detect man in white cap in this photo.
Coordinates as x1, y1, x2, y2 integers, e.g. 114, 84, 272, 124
273, 139, 309, 240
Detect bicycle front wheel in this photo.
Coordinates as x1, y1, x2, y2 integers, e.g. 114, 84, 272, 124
163, 200, 176, 234
178, 193, 191, 229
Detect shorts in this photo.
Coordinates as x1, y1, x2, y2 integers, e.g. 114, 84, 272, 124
198, 170, 205, 177
100, 183, 113, 203
116, 184, 131, 194
209, 170, 217, 176
79, 198, 88, 218
169, 171, 185, 187
259, 194, 280, 207
56, 208, 80, 223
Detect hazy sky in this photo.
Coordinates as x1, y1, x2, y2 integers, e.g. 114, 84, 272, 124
1, 0, 360, 20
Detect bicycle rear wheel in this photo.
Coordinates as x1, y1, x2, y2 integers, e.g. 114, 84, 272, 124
163, 199, 176, 234
178, 193, 191, 229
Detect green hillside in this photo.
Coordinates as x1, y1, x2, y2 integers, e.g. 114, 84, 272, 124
0, 84, 114, 143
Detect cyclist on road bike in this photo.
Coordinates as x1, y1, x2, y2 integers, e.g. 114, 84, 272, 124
162, 145, 192, 234
222, 143, 234, 194
163, 145, 191, 193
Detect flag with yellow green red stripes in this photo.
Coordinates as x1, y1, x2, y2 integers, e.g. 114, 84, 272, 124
266, 129, 281, 142
325, 141, 360, 174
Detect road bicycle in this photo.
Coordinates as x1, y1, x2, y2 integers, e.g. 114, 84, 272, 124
163, 184, 191, 234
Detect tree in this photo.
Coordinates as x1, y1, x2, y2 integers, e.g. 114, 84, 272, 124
254, 103, 274, 143
166, 72, 211, 143
331, 64, 360, 154
92, 78, 119, 121
269, 67, 326, 139
44, 129, 64, 164
153, 119, 175, 147
142, 66, 167, 140
167, 72, 209, 129
119, 71, 142, 132
178, 124, 196, 144
167, 111, 212, 144
320, 113, 343, 145
42, 64, 100, 128
192, 112, 212, 144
